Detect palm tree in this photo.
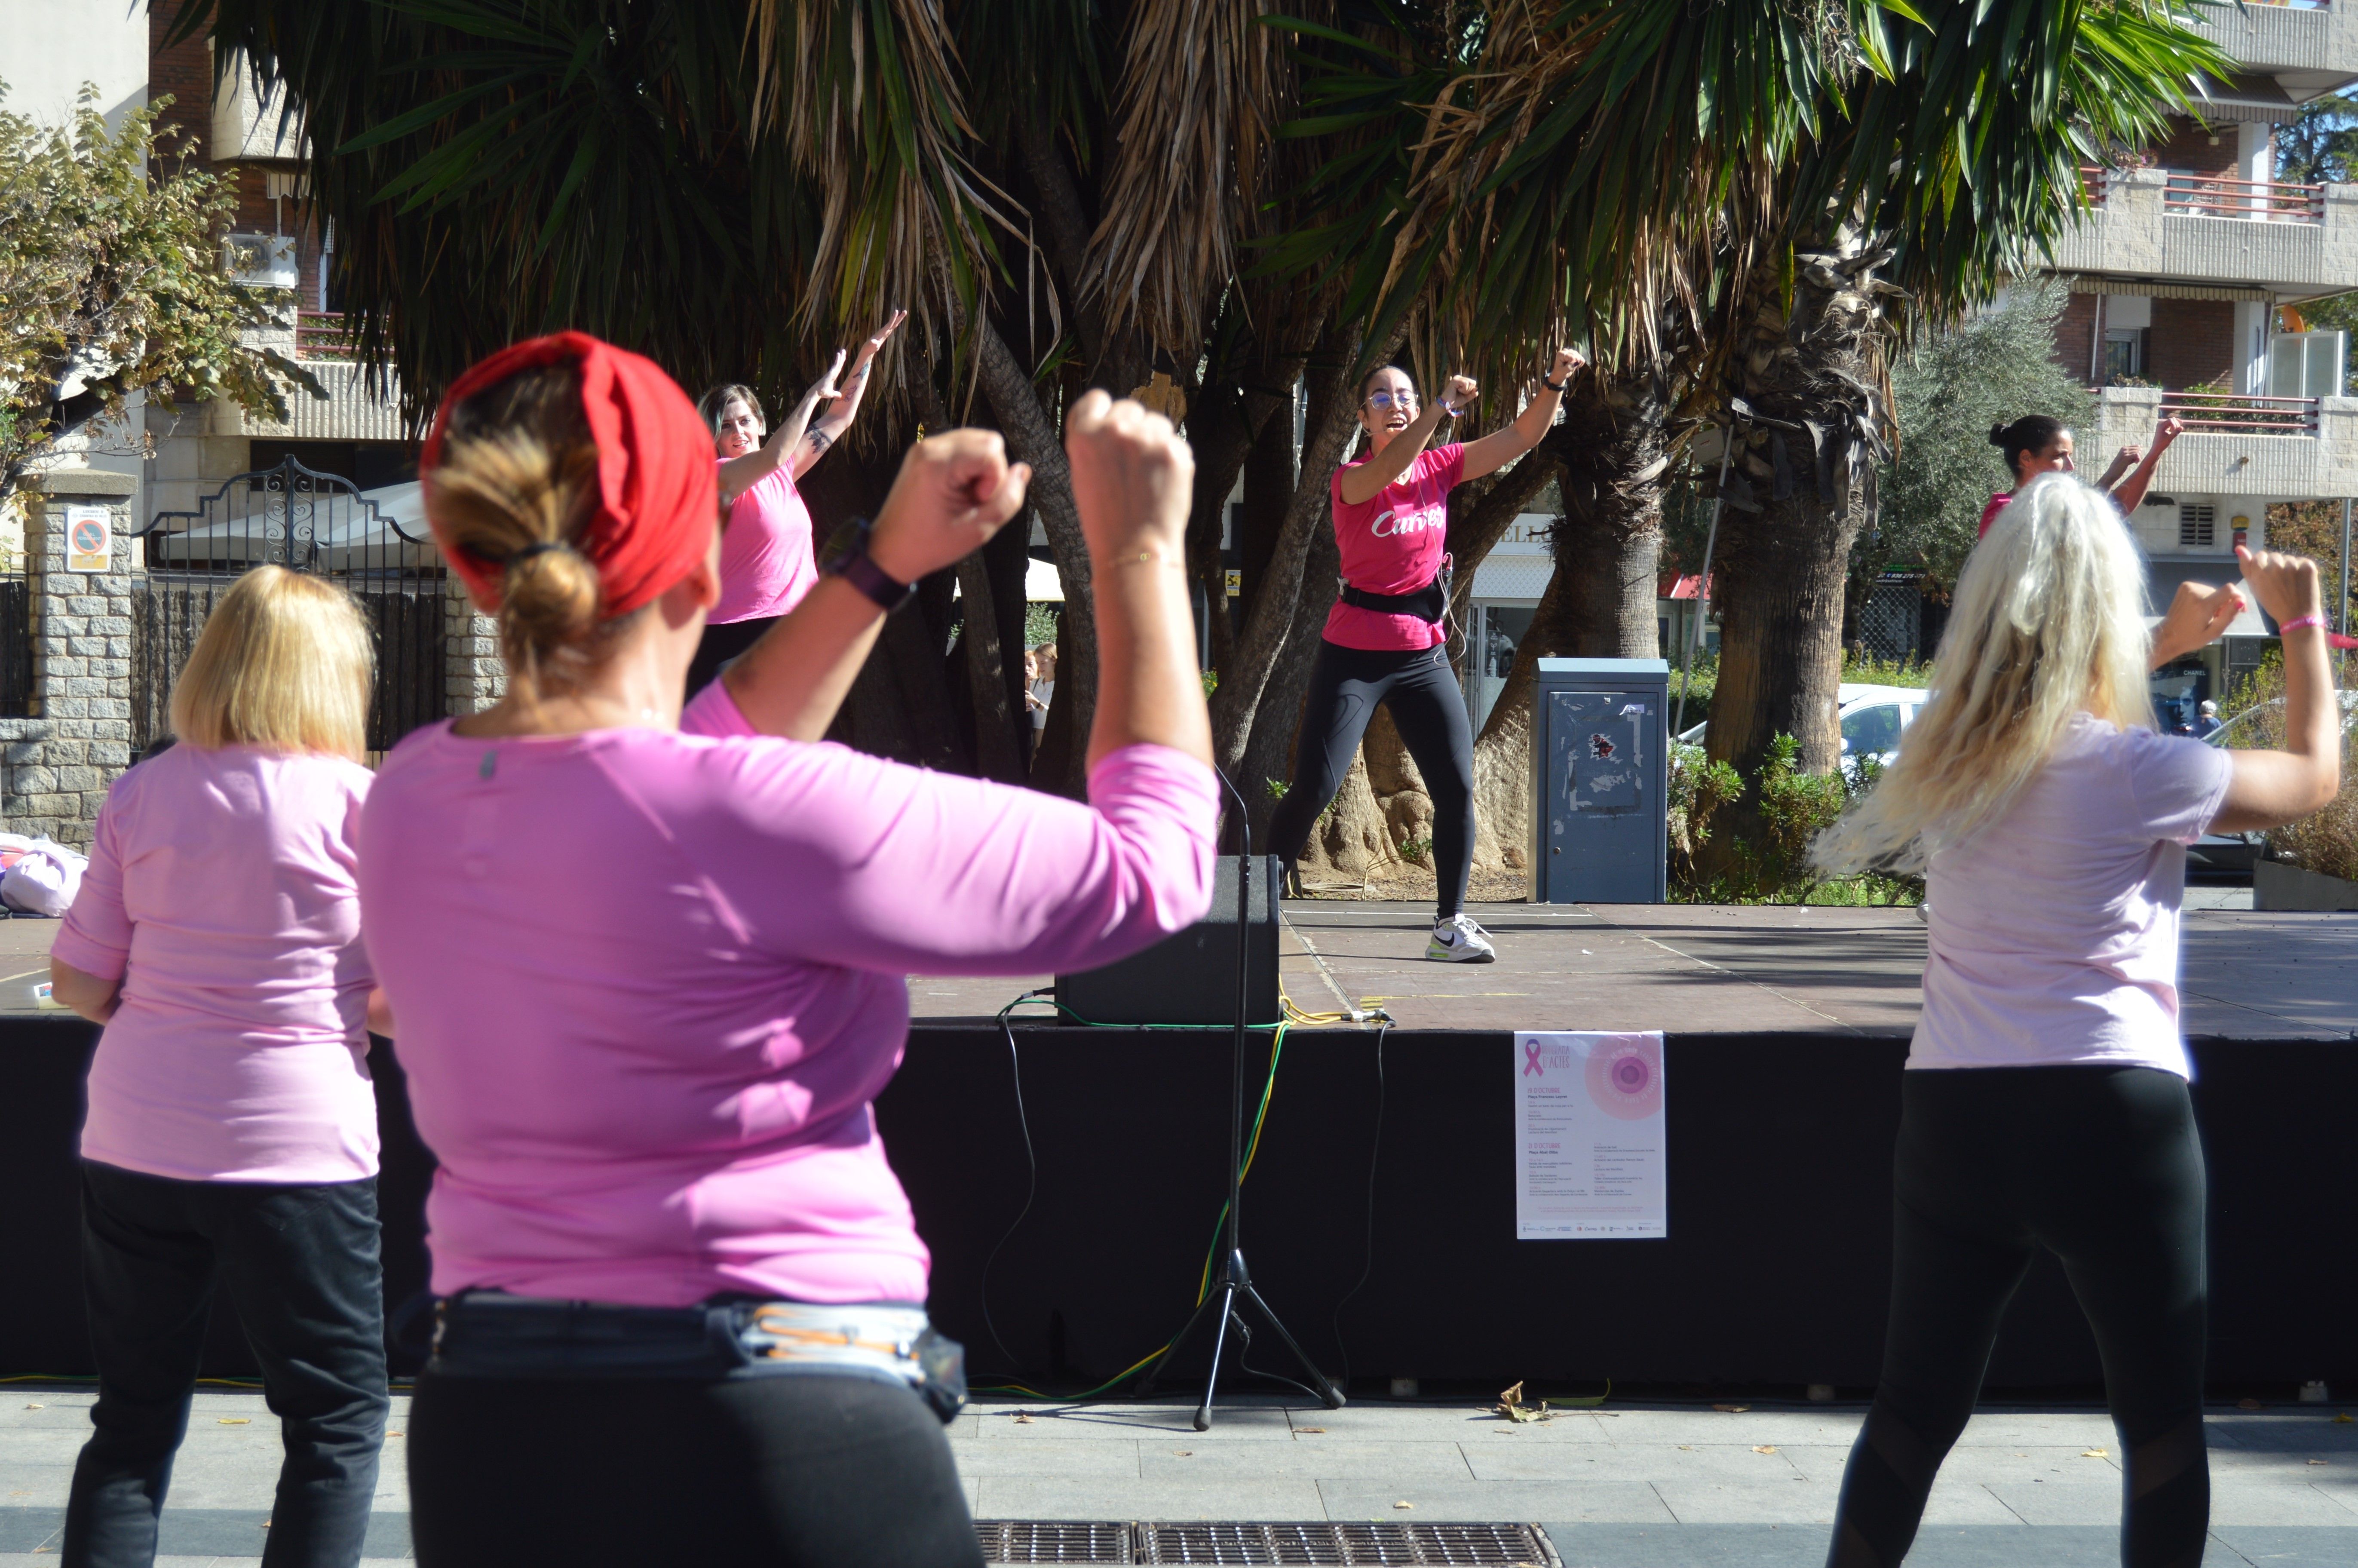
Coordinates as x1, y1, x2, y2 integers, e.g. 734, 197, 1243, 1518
179, 0, 1384, 797
1296, 0, 2226, 877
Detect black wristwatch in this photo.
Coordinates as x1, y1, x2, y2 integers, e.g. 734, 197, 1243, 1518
819, 517, 915, 614
1542, 373, 1569, 393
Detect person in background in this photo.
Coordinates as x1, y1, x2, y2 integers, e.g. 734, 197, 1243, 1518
1981, 413, 2184, 537
49, 567, 392, 1568
2193, 699, 2223, 739
1812, 471, 2340, 1568
686, 308, 908, 696
361, 331, 1214, 1567
1028, 641, 1057, 733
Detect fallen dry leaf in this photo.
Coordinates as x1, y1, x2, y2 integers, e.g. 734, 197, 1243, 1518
218, 1418, 249, 1426
2238, 1399, 2265, 1411
1495, 1380, 1552, 1424
23, 1404, 41, 1411
2082, 1448, 2109, 1459
1753, 1445, 1779, 1454
1678, 1445, 1693, 1451
1012, 1413, 1034, 1424
2310, 1459, 2329, 1466
386, 1430, 403, 1439
2336, 1414, 2353, 1424
1173, 1451, 1192, 1458
1713, 1403, 1751, 1414
1295, 1427, 1325, 1434
1393, 1500, 1414, 1510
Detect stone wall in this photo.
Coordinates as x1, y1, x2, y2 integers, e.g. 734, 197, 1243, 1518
0, 469, 139, 849
443, 577, 505, 717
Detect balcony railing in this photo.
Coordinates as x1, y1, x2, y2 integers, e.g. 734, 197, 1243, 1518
294, 311, 359, 362
2079, 166, 2327, 223
2162, 172, 2324, 223
2158, 391, 2321, 435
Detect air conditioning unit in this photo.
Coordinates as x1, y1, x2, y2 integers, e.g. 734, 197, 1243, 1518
223, 234, 298, 289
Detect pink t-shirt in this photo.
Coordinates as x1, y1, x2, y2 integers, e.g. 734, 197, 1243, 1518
712, 463, 818, 624
1979, 492, 2010, 537
58, 745, 380, 1184
1322, 442, 1464, 651
357, 680, 1217, 1305
1913, 714, 2233, 1079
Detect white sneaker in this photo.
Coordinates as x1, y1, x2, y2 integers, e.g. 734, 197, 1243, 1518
1427, 914, 1496, 964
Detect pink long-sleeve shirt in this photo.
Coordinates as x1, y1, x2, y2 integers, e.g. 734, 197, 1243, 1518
358, 680, 1216, 1306
58, 745, 380, 1184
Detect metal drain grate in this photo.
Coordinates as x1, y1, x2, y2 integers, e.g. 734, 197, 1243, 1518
978, 1520, 1135, 1563
1138, 1522, 1558, 1566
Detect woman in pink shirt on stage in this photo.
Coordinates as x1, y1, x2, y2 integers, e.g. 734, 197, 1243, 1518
360, 331, 1214, 1567
685, 308, 907, 696
49, 567, 392, 1568
1268, 348, 1582, 964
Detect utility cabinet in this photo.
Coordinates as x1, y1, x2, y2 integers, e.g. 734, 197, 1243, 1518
1530, 658, 1670, 904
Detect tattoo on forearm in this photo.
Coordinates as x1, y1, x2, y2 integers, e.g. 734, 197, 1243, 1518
805, 429, 833, 455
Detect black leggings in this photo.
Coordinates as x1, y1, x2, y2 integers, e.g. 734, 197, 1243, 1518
686, 615, 779, 701
1268, 640, 1475, 918
409, 1369, 982, 1568
1828, 1065, 2208, 1568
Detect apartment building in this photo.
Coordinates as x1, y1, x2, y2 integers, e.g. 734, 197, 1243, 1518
2046, 1, 2358, 722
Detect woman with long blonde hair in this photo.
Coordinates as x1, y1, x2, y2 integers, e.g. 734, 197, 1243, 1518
50, 567, 393, 1568
1813, 471, 2341, 1568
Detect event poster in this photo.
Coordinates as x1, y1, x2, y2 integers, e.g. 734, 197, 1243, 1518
1514, 1031, 1667, 1240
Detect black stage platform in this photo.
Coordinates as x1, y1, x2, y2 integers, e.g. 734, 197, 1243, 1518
2, 1018, 2351, 1394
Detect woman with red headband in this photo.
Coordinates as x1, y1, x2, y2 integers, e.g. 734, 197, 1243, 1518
359, 333, 1214, 1566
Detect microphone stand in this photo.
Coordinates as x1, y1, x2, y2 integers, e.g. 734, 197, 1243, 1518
1137, 789, 1346, 1430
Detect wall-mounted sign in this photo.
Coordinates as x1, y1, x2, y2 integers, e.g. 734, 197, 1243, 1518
64, 506, 112, 573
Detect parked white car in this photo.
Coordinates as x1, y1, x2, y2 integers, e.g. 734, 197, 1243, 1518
1675, 683, 1929, 775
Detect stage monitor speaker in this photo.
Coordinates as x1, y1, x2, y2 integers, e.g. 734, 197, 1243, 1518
1055, 854, 1281, 1026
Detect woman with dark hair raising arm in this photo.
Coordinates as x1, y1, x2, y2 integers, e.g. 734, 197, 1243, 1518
687, 309, 908, 695
1267, 347, 1583, 962
1981, 411, 2183, 537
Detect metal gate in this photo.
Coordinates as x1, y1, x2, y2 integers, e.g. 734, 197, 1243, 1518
1857, 574, 1924, 663
129, 457, 445, 756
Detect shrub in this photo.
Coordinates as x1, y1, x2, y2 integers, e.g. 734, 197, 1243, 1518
1672, 736, 1923, 905
2219, 652, 2358, 882
1668, 741, 1742, 887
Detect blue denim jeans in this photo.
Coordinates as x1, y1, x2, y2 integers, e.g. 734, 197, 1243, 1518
64, 1160, 389, 1568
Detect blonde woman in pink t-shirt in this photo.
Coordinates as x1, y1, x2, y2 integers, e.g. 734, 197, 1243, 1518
49, 566, 392, 1568
685, 309, 908, 697
1267, 349, 1582, 962
1810, 471, 2338, 1568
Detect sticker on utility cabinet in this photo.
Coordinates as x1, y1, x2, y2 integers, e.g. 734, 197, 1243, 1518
1514, 1031, 1666, 1239
1550, 692, 1640, 812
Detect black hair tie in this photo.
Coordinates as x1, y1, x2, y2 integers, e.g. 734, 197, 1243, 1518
502, 540, 569, 568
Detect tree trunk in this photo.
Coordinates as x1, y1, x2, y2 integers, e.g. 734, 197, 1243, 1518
956, 553, 1025, 782
1463, 364, 1676, 874
1209, 317, 1398, 777
972, 317, 1096, 795
1233, 506, 1340, 853
1696, 238, 1894, 882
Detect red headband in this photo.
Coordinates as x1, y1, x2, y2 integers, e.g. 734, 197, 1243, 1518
420, 332, 716, 620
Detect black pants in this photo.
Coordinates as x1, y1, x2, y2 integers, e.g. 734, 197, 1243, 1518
687, 615, 779, 701
1268, 640, 1475, 918
65, 1160, 389, 1568
1827, 1066, 2208, 1568
409, 1369, 983, 1568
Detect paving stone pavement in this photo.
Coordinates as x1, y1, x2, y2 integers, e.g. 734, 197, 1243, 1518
3, 1390, 2354, 1562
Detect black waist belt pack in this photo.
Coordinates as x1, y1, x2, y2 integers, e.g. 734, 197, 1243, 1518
1339, 558, 1453, 623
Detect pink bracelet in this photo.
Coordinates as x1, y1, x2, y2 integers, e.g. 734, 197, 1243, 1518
2277, 614, 2326, 633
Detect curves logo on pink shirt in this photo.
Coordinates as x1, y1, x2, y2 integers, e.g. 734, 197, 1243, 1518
1369, 504, 1444, 538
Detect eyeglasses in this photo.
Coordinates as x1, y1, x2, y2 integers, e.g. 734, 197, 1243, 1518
1365, 389, 1418, 412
